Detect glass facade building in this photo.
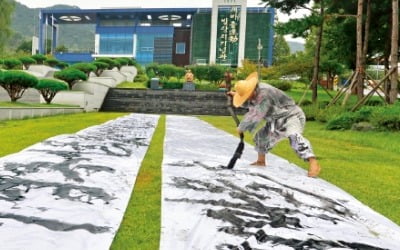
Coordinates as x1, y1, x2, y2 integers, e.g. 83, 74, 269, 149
39, 6, 274, 66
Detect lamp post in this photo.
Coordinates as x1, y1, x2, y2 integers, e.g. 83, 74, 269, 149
257, 38, 263, 82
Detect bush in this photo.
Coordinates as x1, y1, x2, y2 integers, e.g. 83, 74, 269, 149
0, 70, 39, 102
266, 79, 292, 91
161, 80, 183, 89
54, 68, 87, 89
70, 63, 97, 77
96, 58, 117, 70
35, 78, 68, 104
92, 61, 109, 76
45, 58, 61, 68
370, 105, 400, 131
31, 54, 47, 64
195, 83, 220, 91
19, 57, 37, 69
134, 74, 149, 83
326, 112, 358, 130
325, 107, 372, 130
300, 104, 319, 121
3, 59, 23, 70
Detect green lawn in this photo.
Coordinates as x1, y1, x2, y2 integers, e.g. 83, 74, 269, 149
0, 111, 399, 250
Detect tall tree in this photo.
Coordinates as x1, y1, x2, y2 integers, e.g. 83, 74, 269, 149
0, 0, 15, 54
262, 0, 327, 103
389, 0, 398, 104
273, 34, 291, 65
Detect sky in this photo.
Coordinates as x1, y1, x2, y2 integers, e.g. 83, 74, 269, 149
14, 0, 309, 42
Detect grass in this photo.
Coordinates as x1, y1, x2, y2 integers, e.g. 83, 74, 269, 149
0, 112, 127, 156
199, 116, 400, 225
0, 101, 79, 107
111, 115, 164, 250
116, 81, 147, 89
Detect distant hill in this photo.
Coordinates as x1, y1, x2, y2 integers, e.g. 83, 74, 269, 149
288, 41, 305, 54
8, 0, 95, 52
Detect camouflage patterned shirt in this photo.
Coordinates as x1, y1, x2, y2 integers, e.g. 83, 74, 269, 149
238, 83, 302, 133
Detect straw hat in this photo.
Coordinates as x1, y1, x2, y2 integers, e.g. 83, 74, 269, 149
233, 72, 258, 107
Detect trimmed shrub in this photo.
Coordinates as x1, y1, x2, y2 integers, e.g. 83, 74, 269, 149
3, 59, 23, 70
326, 112, 358, 130
190, 65, 209, 82
31, 54, 47, 64
45, 58, 61, 68
266, 79, 292, 91
134, 73, 149, 83
207, 64, 226, 85
19, 57, 37, 69
301, 104, 319, 121
196, 83, 220, 91
54, 68, 87, 89
370, 105, 400, 131
35, 78, 68, 104
161, 80, 183, 89
92, 61, 109, 76
71, 63, 97, 77
96, 58, 117, 70
0, 70, 39, 102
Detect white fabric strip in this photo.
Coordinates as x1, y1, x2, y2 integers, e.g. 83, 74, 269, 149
0, 113, 159, 250
160, 115, 400, 250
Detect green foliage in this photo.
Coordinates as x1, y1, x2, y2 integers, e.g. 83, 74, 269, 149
2, 58, 22, 70
195, 83, 220, 91
54, 68, 87, 89
70, 62, 97, 77
133, 73, 149, 83
45, 58, 61, 68
326, 107, 373, 130
31, 54, 47, 64
18, 56, 36, 69
96, 58, 117, 70
35, 78, 69, 104
55, 45, 68, 53
370, 104, 400, 131
0, 70, 38, 102
207, 64, 226, 85
114, 57, 130, 67
237, 59, 257, 80
266, 80, 292, 91
273, 34, 291, 65
157, 64, 180, 79
160, 80, 183, 89
16, 40, 32, 53
0, 0, 15, 53
190, 65, 209, 82
92, 61, 109, 76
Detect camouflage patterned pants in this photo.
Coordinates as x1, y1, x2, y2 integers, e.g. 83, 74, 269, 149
253, 110, 315, 160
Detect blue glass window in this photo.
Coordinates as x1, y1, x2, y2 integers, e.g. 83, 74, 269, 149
176, 42, 186, 54
99, 33, 133, 55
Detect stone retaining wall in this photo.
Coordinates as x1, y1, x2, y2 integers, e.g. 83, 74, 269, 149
0, 107, 84, 121
101, 89, 246, 116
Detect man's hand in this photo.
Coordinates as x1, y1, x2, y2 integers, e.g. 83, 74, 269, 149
237, 128, 243, 135
226, 91, 235, 97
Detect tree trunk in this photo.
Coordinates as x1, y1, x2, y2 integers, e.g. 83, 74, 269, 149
356, 0, 364, 100
311, 2, 325, 104
390, 0, 399, 104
